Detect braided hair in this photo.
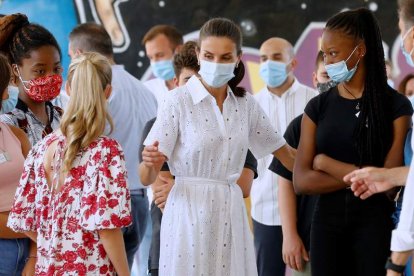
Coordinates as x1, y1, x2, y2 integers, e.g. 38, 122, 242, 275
326, 8, 392, 167
0, 13, 61, 66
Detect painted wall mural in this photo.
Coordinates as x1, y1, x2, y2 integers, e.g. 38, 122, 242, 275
0, 0, 409, 93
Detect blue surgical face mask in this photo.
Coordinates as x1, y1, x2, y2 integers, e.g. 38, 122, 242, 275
198, 60, 236, 88
401, 27, 414, 67
259, 60, 290, 88
1, 86, 18, 114
325, 45, 360, 83
151, 59, 175, 81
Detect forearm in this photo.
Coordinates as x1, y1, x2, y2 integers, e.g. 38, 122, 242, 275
387, 167, 410, 187
99, 228, 130, 276
317, 156, 358, 182
293, 168, 348, 194
139, 162, 159, 185
24, 231, 37, 242
278, 177, 299, 236
273, 144, 296, 172
390, 251, 412, 267
0, 212, 27, 239
236, 168, 254, 198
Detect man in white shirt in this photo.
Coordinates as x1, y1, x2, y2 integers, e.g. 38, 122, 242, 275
68, 23, 158, 271
251, 37, 318, 276
142, 25, 183, 103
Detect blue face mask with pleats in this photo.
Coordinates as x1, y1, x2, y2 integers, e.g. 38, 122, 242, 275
259, 60, 290, 88
324, 45, 360, 83
198, 60, 236, 88
401, 26, 414, 68
151, 59, 175, 80
1, 86, 18, 114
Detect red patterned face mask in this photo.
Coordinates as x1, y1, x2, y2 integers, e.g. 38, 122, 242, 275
17, 68, 63, 103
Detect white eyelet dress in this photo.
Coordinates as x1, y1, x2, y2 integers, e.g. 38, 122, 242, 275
144, 76, 286, 276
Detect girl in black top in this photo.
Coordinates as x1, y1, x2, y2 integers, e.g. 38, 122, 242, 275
294, 8, 413, 276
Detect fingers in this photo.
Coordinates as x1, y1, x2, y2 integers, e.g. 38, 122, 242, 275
295, 253, 304, 271
302, 247, 310, 262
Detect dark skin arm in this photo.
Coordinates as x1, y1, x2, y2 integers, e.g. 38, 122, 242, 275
293, 115, 348, 194
295, 114, 410, 194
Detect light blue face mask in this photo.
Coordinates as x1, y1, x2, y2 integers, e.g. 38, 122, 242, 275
325, 45, 360, 83
198, 60, 236, 88
401, 27, 414, 68
1, 86, 18, 114
259, 60, 290, 88
151, 59, 175, 80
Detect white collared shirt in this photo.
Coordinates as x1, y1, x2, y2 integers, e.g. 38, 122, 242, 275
109, 65, 157, 192
391, 103, 414, 251
144, 78, 170, 105
144, 75, 285, 181
250, 79, 318, 226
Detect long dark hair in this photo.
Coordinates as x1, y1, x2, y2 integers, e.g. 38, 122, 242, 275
0, 13, 61, 66
199, 18, 246, 97
326, 8, 392, 167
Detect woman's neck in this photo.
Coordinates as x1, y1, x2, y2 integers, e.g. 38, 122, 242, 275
200, 78, 227, 111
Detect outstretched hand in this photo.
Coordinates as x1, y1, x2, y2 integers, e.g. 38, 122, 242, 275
343, 167, 395, 200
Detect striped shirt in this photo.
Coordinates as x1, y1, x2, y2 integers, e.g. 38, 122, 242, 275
250, 79, 318, 226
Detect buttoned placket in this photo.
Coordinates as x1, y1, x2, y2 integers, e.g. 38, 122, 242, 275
209, 94, 231, 179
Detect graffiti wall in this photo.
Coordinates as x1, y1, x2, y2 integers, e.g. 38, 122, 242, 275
0, 0, 409, 92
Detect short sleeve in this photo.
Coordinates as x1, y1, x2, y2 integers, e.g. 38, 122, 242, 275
243, 150, 258, 179
7, 149, 37, 232
80, 139, 132, 231
144, 93, 180, 160
390, 90, 413, 120
247, 94, 286, 159
268, 114, 302, 181
304, 94, 322, 124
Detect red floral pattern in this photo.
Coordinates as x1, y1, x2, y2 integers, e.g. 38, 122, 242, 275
7, 134, 132, 275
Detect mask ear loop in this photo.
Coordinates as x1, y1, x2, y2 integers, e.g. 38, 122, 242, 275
14, 66, 30, 91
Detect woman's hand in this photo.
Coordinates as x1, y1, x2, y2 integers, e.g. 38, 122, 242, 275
142, 141, 166, 172
344, 167, 397, 199
154, 175, 174, 210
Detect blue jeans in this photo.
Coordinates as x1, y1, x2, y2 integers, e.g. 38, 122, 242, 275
123, 191, 149, 269
0, 238, 30, 276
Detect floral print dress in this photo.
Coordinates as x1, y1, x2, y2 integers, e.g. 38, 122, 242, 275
7, 133, 132, 276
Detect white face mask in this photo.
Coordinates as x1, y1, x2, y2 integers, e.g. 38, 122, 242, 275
198, 60, 236, 88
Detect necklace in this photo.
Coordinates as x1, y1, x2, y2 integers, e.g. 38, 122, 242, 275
342, 84, 360, 111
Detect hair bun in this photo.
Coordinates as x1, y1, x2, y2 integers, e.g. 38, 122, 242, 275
0, 13, 29, 51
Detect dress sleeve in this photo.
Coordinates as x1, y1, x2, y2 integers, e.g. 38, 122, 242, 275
80, 139, 132, 231
7, 149, 37, 232
247, 94, 286, 159
143, 92, 180, 160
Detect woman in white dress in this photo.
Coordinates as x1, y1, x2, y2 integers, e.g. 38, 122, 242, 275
142, 18, 295, 276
